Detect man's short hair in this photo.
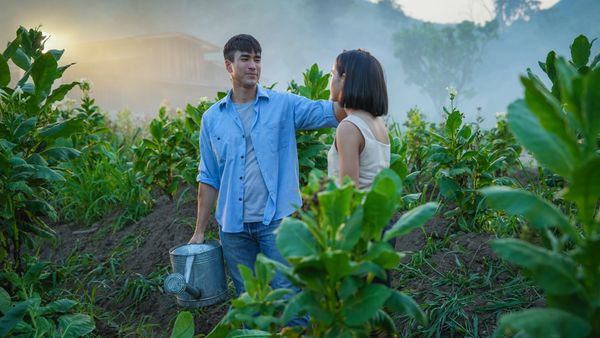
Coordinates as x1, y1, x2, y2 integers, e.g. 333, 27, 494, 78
336, 49, 388, 117
223, 34, 262, 62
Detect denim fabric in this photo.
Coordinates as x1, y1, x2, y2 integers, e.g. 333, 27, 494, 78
220, 219, 308, 326
219, 219, 294, 295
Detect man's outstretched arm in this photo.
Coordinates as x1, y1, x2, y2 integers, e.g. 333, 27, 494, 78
189, 182, 218, 244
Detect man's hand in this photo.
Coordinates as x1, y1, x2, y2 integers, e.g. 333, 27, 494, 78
188, 231, 205, 244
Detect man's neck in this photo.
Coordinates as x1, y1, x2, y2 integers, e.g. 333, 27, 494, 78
231, 85, 257, 104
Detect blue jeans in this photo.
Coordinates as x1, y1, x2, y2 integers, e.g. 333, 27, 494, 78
220, 220, 307, 327
220, 219, 295, 296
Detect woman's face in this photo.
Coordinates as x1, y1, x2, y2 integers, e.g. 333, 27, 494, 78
330, 63, 344, 101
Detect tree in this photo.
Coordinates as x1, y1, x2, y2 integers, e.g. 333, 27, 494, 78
495, 0, 541, 26
393, 21, 497, 114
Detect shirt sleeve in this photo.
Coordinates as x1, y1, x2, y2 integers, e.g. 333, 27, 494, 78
290, 93, 339, 130
196, 115, 220, 190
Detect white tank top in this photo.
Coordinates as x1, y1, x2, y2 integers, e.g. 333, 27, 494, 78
327, 114, 391, 190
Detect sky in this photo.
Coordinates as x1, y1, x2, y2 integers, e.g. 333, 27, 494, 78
384, 0, 560, 24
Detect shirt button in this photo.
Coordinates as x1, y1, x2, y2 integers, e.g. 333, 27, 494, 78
238, 198, 242, 201
239, 176, 243, 180
241, 155, 244, 159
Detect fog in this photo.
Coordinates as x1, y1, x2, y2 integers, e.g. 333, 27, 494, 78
1, 0, 599, 127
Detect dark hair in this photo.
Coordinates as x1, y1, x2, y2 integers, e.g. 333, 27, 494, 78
223, 34, 262, 62
336, 49, 388, 117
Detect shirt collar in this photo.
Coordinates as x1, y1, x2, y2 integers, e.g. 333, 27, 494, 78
218, 85, 270, 111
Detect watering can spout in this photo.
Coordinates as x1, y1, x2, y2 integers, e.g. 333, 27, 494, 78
164, 273, 202, 299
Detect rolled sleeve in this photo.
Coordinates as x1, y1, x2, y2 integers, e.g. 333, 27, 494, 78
196, 117, 220, 190
291, 93, 338, 130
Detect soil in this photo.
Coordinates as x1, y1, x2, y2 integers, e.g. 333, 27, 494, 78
40, 172, 542, 337
40, 193, 226, 337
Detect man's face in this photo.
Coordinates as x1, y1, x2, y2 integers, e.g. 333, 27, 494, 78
225, 50, 261, 88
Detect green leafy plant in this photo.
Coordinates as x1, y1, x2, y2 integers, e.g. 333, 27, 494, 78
480, 34, 600, 338
133, 100, 208, 200
428, 93, 514, 229
0, 26, 83, 272
288, 64, 335, 185
211, 169, 438, 337
170, 311, 194, 338
0, 261, 95, 337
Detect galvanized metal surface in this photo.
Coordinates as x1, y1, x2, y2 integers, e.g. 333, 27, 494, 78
167, 240, 228, 307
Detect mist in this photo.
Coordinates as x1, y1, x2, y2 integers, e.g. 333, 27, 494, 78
1, 0, 598, 127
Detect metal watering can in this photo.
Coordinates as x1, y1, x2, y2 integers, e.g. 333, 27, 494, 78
164, 240, 228, 307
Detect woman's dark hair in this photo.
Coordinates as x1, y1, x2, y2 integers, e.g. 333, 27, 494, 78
336, 49, 388, 117
223, 34, 262, 62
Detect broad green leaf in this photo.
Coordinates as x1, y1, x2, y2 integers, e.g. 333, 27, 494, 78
48, 49, 64, 61
275, 218, 318, 259
23, 262, 46, 285
583, 67, 600, 147
438, 176, 460, 200
338, 277, 360, 301
295, 291, 334, 325
335, 206, 364, 251
554, 57, 582, 125
38, 118, 83, 140
318, 183, 354, 233
507, 99, 574, 178
57, 314, 95, 338
10, 47, 30, 71
364, 169, 403, 237
385, 290, 427, 325
342, 283, 391, 326
170, 311, 194, 338
480, 186, 578, 240
491, 239, 582, 295
13, 117, 37, 140
494, 308, 590, 338
521, 76, 579, 162
0, 55, 9, 87
445, 110, 462, 136
149, 119, 163, 140
43, 82, 80, 110
368, 309, 397, 336
2, 36, 20, 59
239, 265, 259, 298
321, 251, 355, 281
365, 242, 400, 269
383, 202, 438, 241
225, 329, 271, 338
390, 155, 408, 180
39, 299, 77, 315
565, 157, 600, 227
33, 165, 65, 181
0, 287, 10, 314
570, 35, 591, 68
31, 52, 58, 100
41, 147, 81, 162
0, 298, 36, 337
281, 292, 305, 324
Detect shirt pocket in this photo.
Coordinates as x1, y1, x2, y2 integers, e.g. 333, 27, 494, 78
210, 133, 231, 166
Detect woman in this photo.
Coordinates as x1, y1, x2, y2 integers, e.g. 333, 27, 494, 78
327, 49, 390, 190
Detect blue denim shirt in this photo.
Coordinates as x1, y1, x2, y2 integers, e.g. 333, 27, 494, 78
197, 86, 338, 232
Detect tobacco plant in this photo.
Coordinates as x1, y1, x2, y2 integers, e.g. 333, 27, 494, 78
0, 27, 83, 272
288, 64, 335, 185
210, 169, 438, 337
481, 35, 600, 337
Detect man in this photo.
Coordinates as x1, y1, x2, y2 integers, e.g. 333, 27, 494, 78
189, 34, 345, 296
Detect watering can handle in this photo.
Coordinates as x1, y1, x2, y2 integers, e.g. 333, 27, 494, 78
184, 254, 194, 283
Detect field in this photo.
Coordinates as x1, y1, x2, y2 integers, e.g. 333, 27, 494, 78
1, 27, 599, 338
